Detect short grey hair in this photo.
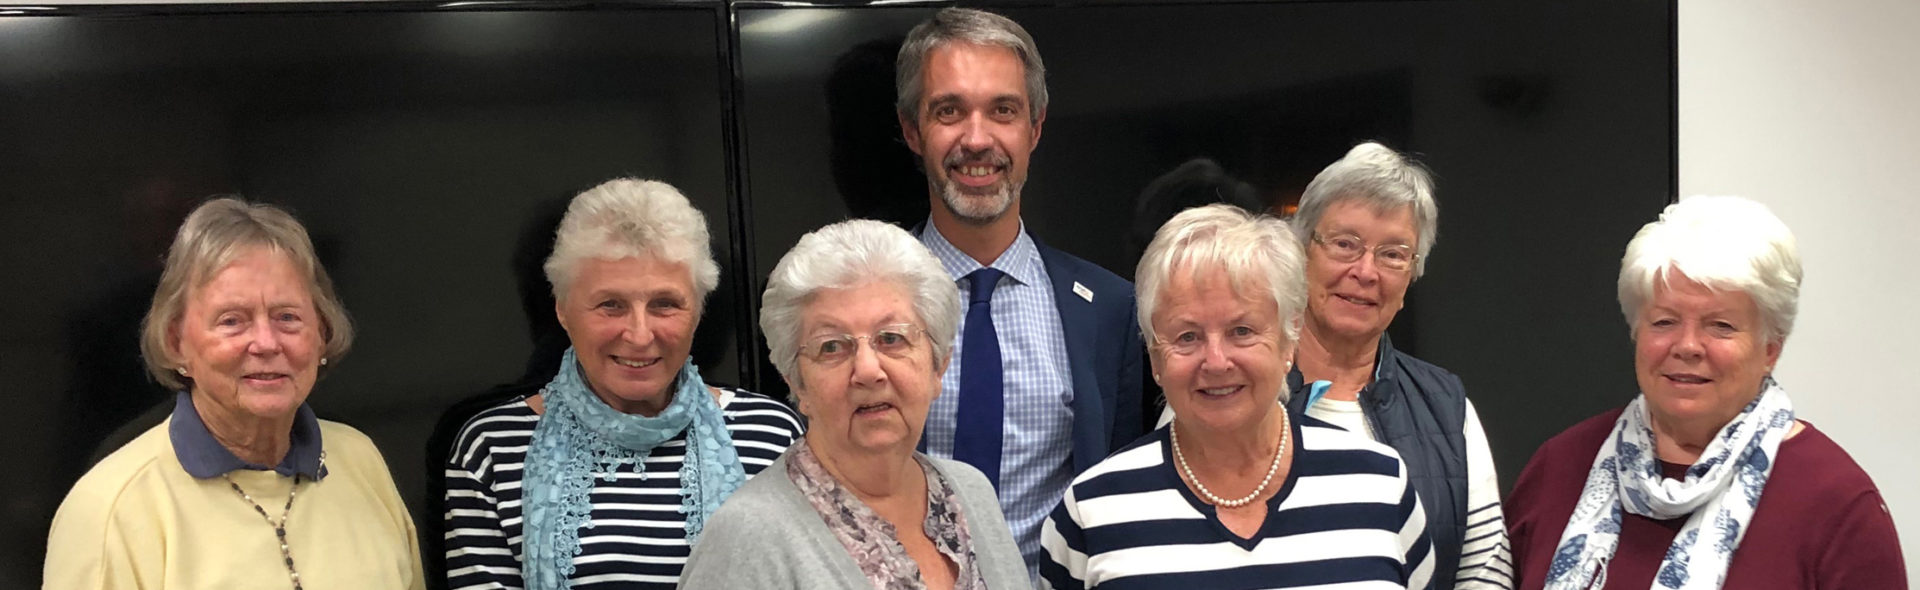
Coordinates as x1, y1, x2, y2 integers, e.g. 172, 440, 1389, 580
1137, 204, 1308, 346
1289, 141, 1440, 278
760, 219, 961, 390
1618, 195, 1802, 343
544, 178, 721, 306
896, 7, 1049, 125
141, 197, 355, 391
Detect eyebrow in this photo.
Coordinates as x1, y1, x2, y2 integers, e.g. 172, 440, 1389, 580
205, 296, 310, 310
1320, 226, 1413, 246
1164, 313, 1258, 330
587, 285, 689, 300
804, 314, 911, 335
925, 93, 1027, 110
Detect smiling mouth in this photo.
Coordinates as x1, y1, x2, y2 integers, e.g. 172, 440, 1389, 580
612, 356, 659, 369
855, 402, 895, 415
950, 164, 1003, 178
1665, 373, 1711, 385
1335, 294, 1377, 307
243, 372, 290, 381
1196, 385, 1242, 397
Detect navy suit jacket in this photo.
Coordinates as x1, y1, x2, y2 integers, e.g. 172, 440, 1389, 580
1031, 237, 1145, 474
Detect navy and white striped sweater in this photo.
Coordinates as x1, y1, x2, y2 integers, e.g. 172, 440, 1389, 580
1042, 414, 1435, 590
443, 389, 802, 590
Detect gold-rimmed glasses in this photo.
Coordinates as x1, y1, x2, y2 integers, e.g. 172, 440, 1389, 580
1311, 231, 1419, 271
799, 323, 927, 366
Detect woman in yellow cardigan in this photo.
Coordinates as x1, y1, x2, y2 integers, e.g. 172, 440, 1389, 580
44, 197, 422, 589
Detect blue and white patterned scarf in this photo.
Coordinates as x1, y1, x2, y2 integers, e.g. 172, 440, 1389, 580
1545, 377, 1793, 590
520, 348, 746, 590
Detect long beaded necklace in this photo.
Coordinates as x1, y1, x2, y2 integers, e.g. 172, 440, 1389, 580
1170, 408, 1289, 508
224, 452, 321, 590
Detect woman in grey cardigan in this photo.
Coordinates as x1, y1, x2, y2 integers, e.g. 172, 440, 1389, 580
678, 219, 1029, 590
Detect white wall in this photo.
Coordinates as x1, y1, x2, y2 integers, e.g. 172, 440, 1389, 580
1680, 0, 1919, 576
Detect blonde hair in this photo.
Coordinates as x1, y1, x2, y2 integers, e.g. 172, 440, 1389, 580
141, 197, 354, 391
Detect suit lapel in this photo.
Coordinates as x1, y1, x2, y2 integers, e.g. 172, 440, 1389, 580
1036, 240, 1106, 473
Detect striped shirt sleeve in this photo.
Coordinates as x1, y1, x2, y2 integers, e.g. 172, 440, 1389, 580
444, 406, 531, 590
1039, 486, 1089, 590
1453, 398, 1513, 589
1399, 456, 1437, 590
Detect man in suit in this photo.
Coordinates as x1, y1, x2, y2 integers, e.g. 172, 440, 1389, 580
896, 7, 1145, 577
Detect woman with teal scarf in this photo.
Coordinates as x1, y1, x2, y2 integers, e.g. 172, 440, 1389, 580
443, 178, 804, 590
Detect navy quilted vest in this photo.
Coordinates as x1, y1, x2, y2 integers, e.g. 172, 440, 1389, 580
1288, 333, 1468, 590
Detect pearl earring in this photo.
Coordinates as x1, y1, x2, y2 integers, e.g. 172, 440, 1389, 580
320, 358, 329, 366
176, 367, 188, 376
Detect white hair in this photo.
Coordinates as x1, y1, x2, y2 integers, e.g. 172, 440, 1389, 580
1289, 141, 1440, 278
543, 178, 721, 305
1137, 204, 1307, 345
759, 219, 962, 389
1618, 195, 1802, 343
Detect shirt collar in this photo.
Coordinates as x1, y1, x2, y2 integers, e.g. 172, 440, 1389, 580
168, 391, 328, 480
1288, 333, 1400, 404
918, 217, 1045, 288
1372, 331, 1399, 383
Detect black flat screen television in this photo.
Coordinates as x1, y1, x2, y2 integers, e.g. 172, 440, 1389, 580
733, 0, 1671, 509
0, 1, 1671, 585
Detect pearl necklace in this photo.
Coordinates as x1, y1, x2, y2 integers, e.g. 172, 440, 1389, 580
1170, 409, 1289, 508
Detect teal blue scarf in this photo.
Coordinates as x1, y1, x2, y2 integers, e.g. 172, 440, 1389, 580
520, 348, 745, 589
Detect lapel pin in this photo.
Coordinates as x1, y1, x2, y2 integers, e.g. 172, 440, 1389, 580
1073, 281, 1094, 303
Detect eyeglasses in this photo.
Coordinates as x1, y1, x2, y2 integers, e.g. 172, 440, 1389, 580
1311, 231, 1419, 271
1153, 325, 1273, 357
799, 324, 926, 366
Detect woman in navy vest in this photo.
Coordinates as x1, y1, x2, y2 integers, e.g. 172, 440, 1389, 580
1285, 142, 1508, 589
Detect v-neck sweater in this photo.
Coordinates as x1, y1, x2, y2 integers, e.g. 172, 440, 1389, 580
1040, 413, 1435, 590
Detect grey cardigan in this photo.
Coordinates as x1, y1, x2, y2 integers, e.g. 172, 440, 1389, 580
677, 448, 1032, 590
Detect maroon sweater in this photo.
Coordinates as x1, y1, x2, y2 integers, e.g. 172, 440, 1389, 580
1506, 408, 1907, 589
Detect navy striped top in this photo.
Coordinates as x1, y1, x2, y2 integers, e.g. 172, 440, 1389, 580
1041, 414, 1434, 590
443, 388, 803, 590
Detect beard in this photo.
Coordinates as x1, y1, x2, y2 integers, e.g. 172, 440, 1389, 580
932, 147, 1022, 225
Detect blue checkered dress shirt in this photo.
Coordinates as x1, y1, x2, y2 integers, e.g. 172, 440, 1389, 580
919, 220, 1075, 578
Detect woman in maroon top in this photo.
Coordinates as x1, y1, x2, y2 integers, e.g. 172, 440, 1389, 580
1506, 196, 1905, 590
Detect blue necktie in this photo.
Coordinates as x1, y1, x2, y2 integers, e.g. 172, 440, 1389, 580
954, 267, 1005, 488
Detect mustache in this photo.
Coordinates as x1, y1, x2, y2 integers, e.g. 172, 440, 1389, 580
943, 147, 1010, 168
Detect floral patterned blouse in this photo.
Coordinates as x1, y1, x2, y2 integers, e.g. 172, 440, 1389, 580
787, 442, 988, 590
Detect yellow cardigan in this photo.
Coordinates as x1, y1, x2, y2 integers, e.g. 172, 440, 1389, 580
44, 417, 424, 589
